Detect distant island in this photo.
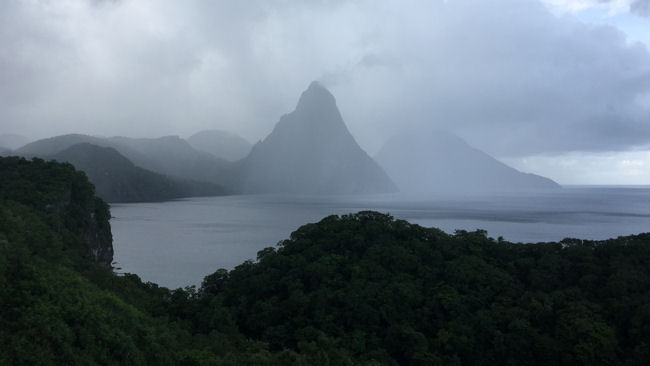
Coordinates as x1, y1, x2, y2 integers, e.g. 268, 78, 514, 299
1, 156, 648, 364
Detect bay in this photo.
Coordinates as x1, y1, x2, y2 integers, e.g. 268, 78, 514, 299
110, 186, 650, 289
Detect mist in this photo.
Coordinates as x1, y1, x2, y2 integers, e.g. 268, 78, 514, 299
1, 0, 650, 184
4, 2, 650, 362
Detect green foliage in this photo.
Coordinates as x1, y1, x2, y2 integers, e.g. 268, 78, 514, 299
2, 157, 650, 365
0, 156, 112, 265
195, 211, 650, 365
0, 157, 271, 365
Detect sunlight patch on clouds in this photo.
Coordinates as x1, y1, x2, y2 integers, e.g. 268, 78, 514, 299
542, 0, 632, 14
504, 151, 650, 185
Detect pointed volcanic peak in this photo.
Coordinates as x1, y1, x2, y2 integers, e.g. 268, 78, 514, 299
187, 129, 252, 162
240, 81, 396, 194
375, 130, 560, 195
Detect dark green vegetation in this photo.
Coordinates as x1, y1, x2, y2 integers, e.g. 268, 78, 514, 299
2, 157, 649, 365
53, 143, 225, 202
0, 157, 276, 364
0, 156, 113, 265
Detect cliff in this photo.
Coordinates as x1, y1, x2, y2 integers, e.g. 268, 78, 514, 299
0, 156, 113, 266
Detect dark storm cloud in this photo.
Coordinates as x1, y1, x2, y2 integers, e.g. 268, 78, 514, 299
631, 0, 650, 16
1, 0, 649, 157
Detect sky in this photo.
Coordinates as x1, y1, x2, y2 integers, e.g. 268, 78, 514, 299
1, 0, 650, 184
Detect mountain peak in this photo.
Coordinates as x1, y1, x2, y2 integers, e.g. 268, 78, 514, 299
308, 80, 324, 90
240, 81, 396, 194
295, 81, 337, 114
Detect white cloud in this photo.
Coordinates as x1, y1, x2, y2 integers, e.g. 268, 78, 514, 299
542, 0, 650, 17
505, 150, 650, 184
1, 0, 650, 181
542, 0, 632, 14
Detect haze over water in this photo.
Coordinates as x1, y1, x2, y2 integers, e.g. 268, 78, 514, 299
111, 186, 650, 289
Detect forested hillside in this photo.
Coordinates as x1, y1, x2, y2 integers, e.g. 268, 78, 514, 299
52, 143, 225, 202
201, 212, 650, 364
1, 157, 649, 365
0, 157, 273, 364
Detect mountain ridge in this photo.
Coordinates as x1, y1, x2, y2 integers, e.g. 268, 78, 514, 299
52, 143, 225, 202
376, 130, 560, 195
187, 129, 252, 162
17, 134, 236, 191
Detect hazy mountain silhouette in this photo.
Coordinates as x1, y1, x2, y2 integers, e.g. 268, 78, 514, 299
240, 81, 396, 194
375, 130, 560, 195
0, 133, 29, 150
0, 147, 10, 156
17, 134, 236, 191
106, 136, 235, 187
187, 130, 252, 162
52, 143, 225, 202
18, 134, 131, 157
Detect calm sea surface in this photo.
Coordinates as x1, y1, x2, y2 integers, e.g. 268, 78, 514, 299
110, 186, 650, 288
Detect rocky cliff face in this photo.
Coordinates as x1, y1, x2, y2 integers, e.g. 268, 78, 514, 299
82, 198, 113, 266
47, 174, 114, 266
0, 156, 114, 266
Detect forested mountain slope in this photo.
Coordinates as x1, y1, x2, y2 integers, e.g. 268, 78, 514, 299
53, 143, 225, 202
17, 134, 236, 191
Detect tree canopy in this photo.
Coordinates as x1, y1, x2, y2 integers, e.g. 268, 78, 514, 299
1, 157, 649, 365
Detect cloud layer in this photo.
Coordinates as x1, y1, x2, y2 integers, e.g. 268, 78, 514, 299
1, 0, 650, 158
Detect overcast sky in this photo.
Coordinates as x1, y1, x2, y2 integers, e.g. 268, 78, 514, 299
1, 0, 650, 184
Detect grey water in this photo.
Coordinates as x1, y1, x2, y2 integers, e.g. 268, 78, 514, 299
110, 186, 650, 289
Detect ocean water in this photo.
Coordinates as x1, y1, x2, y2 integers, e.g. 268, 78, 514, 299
110, 186, 650, 289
